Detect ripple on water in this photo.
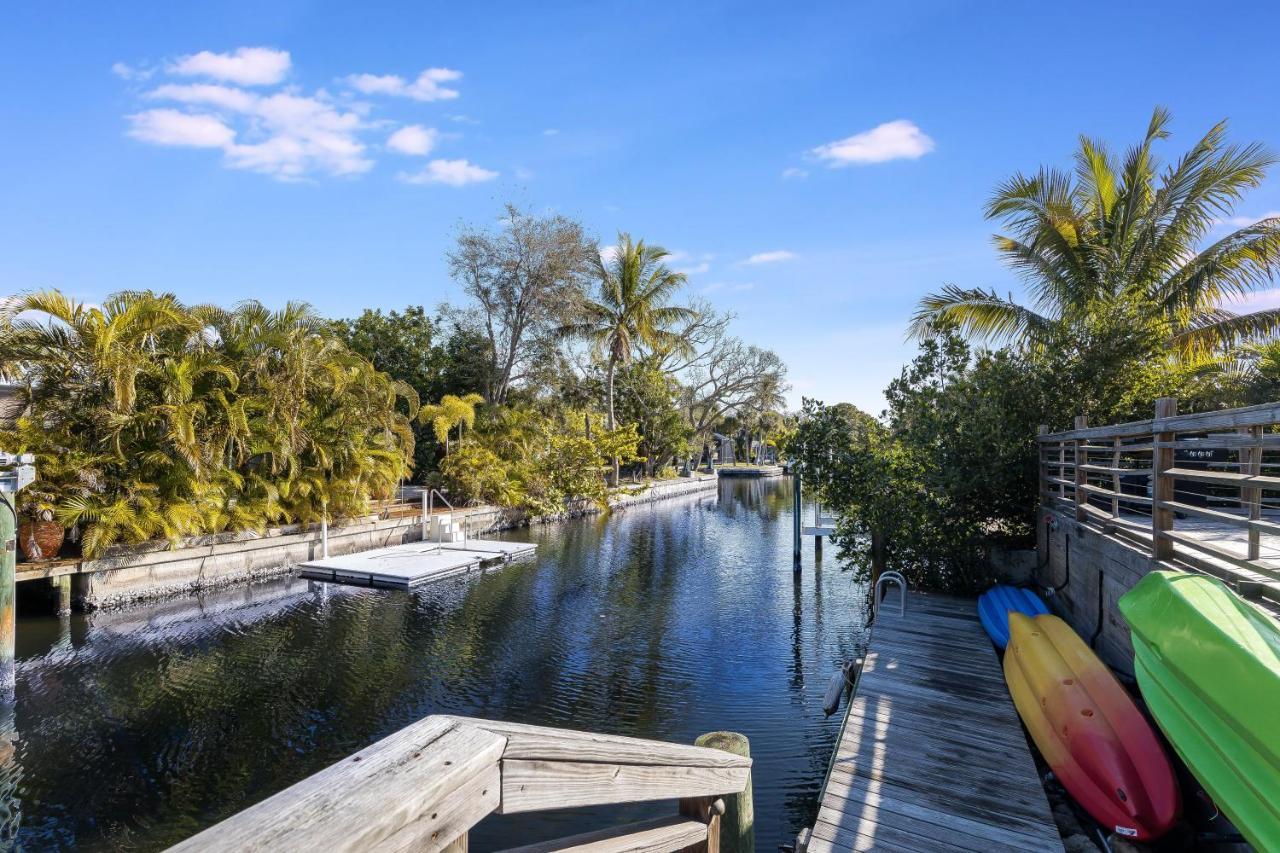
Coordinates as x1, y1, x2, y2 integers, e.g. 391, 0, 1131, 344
11, 478, 867, 852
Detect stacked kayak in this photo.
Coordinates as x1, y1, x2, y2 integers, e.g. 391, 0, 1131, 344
1119, 571, 1280, 852
1005, 612, 1181, 841
978, 584, 1049, 648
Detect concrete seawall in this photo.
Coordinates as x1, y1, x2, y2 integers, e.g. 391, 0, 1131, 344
24, 474, 721, 609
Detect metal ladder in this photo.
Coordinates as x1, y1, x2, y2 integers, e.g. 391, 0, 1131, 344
421, 489, 467, 547
873, 571, 908, 619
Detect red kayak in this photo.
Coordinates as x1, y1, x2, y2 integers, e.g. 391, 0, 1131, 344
1005, 613, 1181, 840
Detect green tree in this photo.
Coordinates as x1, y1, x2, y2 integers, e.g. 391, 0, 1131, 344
912, 109, 1280, 358
418, 393, 485, 455
559, 233, 694, 483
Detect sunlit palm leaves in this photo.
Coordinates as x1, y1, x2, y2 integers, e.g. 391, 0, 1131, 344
0, 290, 414, 556
911, 109, 1280, 358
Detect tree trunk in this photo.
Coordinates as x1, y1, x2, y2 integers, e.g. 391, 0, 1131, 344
605, 357, 619, 487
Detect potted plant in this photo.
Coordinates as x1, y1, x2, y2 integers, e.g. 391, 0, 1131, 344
4, 416, 94, 561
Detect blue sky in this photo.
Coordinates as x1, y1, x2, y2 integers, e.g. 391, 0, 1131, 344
4, 2, 1280, 413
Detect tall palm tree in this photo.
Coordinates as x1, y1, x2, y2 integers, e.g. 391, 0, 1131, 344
911, 109, 1280, 355
560, 234, 695, 483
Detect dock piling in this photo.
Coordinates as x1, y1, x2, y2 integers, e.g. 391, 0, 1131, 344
694, 731, 753, 853
792, 473, 802, 567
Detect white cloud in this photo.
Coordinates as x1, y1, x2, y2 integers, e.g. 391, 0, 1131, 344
147, 83, 258, 112
398, 158, 497, 186
136, 85, 371, 179
111, 61, 153, 82
169, 47, 291, 86
781, 167, 809, 179
387, 125, 438, 156
745, 250, 796, 265
811, 119, 934, 166
542, 128, 560, 136
127, 109, 235, 147
1219, 211, 1280, 228
600, 245, 620, 265
345, 68, 462, 101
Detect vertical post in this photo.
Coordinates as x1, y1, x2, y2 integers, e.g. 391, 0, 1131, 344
792, 473, 801, 566
1111, 436, 1122, 518
1057, 440, 1066, 502
1152, 398, 1178, 561
1243, 426, 1262, 562
51, 575, 71, 617
1073, 416, 1088, 523
421, 491, 429, 542
694, 732, 753, 853
1037, 425, 1049, 504
320, 508, 329, 561
0, 490, 13, 689
678, 796, 724, 853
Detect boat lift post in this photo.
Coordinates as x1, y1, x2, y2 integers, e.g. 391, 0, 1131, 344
792, 471, 802, 568
0, 452, 35, 690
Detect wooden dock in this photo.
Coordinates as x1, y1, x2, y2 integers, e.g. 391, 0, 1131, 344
808, 591, 1061, 852
298, 538, 535, 589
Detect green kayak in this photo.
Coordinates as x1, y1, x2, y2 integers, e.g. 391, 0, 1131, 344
1119, 571, 1280, 852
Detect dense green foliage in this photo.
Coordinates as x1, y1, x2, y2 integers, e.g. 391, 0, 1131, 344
795, 111, 1280, 594
1, 292, 414, 557
2, 207, 790, 556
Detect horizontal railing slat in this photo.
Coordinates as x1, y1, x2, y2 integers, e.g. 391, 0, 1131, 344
496, 815, 709, 853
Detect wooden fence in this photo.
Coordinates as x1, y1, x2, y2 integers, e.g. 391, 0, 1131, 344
166, 715, 750, 853
1038, 397, 1280, 602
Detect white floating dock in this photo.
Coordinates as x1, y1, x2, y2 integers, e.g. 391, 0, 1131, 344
297, 538, 535, 590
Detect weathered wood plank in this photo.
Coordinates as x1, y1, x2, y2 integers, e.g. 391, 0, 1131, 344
808, 593, 1060, 851
167, 716, 506, 853
499, 759, 749, 814
497, 815, 710, 853
449, 717, 751, 769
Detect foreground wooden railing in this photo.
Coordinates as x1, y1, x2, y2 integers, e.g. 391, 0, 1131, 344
167, 715, 751, 852
1038, 397, 1280, 602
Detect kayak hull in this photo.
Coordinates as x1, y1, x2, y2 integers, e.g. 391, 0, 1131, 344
1005, 613, 1180, 840
978, 584, 1049, 648
1119, 571, 1280, 853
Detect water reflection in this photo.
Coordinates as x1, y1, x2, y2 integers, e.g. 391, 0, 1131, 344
12, 477, 867, 851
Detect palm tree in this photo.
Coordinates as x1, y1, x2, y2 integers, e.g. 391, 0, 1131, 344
910, 109, 1280, 356
560, 234, 695, 484
419, 393, 484, 455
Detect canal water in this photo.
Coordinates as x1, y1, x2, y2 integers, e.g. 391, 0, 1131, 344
9, 476, 868, 851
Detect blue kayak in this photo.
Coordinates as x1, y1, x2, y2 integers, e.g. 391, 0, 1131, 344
978, 584, 1049, 648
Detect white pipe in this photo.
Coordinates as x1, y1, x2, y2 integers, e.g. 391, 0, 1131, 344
421, 491, 429, 542
320, 515, 329, 559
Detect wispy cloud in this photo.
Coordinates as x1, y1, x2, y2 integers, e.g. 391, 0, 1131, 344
1218, 211, 1280, 228
169, 47, 291, 86
781, 167, 809, 180
111, 61, 154, 82
399, 158, 498, 186
699, 281, 755, 295
666, 250, 715, 276
745, 250, 795, 265
344, 68, 462, 101
118, 49, 493, 183
811, 120, 934, 166
542, 128, 560, 136
127, 109, 235, 147
386, 125, 438, 156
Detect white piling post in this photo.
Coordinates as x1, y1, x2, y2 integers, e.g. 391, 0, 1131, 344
320, 500, 329, 560
421, 491, 429, 542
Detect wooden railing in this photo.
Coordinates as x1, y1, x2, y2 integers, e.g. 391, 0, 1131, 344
1038, 398, 1280, 602
166, 715, 751, 852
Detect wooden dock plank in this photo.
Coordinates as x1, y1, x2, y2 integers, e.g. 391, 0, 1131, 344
811, 591, 1060, 851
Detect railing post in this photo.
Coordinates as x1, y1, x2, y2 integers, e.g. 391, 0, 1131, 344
1073, 416, 1088, 523
1111, 437, 1122, 519
1243, 426, 1262, 561
694, 732, 753, 853
677, 796, 724, 853
1037, 425, 1049, 504
1152, 397, 1177, 561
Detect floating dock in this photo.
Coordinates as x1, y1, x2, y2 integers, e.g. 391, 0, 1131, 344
807, 591, 1060, 852
298, 538, 535, 589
